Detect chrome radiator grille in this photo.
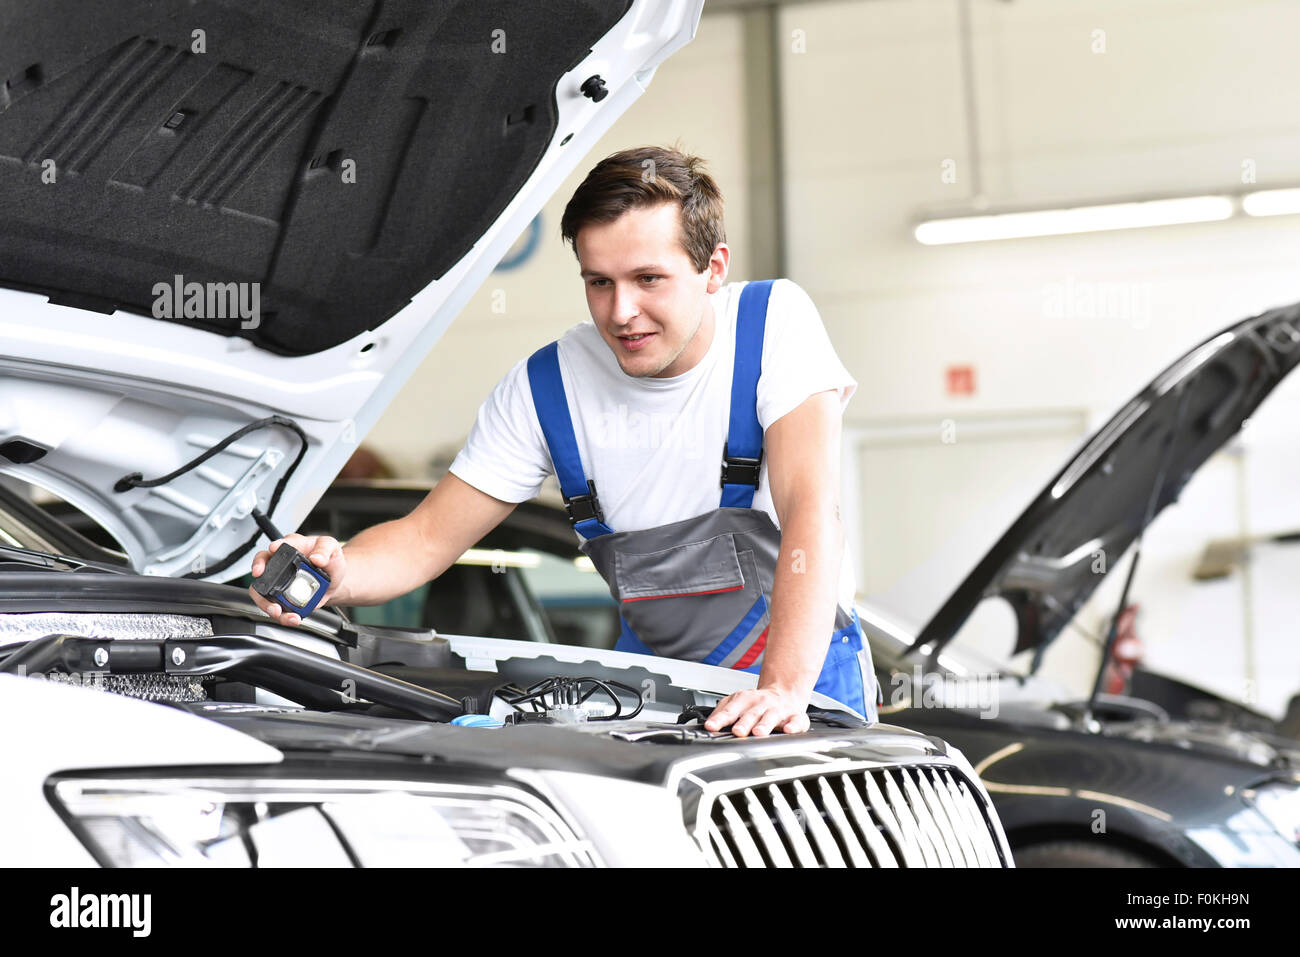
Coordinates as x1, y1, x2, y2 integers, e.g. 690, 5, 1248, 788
699, 765, 1005, 868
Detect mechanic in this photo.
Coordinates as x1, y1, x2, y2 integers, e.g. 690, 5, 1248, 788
250, 145, 881, 735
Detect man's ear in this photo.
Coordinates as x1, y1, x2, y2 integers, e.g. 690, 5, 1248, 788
705, 243, 730, 293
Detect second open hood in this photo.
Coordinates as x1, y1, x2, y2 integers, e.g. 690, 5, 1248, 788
913, 300, 1300, 661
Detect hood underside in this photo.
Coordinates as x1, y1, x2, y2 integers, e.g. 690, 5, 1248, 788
914, 301, 1300, 661
0, 0, 630, 354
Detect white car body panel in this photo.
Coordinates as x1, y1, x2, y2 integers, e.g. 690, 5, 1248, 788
0, 673, 282, 866
513, 769, 709, 867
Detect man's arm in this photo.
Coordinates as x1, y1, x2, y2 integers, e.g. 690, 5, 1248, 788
248, 473, 517, 626
704, 389, 845, 736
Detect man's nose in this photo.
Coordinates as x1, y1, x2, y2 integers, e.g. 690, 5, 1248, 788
610, 283, 641, 325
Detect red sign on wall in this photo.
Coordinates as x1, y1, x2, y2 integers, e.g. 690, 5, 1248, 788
946, 364, 976, 396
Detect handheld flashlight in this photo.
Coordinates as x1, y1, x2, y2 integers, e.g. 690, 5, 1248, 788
249, 509, 331, 618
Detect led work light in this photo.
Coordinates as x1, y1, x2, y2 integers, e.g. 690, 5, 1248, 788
249, 509, 331, 617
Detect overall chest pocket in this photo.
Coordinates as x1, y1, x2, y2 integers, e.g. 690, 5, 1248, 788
611, 534, 770, 664
613, 533, 745, 602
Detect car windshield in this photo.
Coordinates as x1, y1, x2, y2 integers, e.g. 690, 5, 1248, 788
0, 479, 130, 567
0, 486, 68, 554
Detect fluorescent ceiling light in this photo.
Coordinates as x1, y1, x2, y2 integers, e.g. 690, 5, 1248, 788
1242, 188, 1300, 217
915, 195, 1234, 245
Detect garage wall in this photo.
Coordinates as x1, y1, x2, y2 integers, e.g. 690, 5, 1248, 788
779, 0, 1300, 424
776, 0, 1300, 711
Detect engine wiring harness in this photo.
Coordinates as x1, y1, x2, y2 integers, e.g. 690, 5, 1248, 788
503, 675, 645, 723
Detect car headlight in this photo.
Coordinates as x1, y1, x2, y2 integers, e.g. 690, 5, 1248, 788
49, 776, 598, 867
1245, 782, 1300, 845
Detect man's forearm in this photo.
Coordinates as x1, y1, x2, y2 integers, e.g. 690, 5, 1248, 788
326, 517, 443, 607
758, 498, 843, 700
324, 473, 518, 608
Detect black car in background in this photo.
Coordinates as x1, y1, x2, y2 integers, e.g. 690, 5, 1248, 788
872, 302, 1300, 866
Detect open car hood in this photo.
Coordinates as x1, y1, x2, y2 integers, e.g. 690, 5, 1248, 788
912, 300, 1300, 661
0, 0, 702, 580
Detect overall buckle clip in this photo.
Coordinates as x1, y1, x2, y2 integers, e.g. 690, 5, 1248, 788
720, 443, 763, 488
563, 479, 606, 525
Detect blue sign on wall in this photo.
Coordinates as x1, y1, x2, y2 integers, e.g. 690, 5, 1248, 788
494, 214, 543, 273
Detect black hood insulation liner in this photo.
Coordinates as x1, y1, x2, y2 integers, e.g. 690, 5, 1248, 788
0, 0, 630, 355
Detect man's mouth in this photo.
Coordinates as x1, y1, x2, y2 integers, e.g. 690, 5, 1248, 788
617, 332, 656, 351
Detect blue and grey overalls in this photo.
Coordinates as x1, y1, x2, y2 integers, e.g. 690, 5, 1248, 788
527, 280, 880, 721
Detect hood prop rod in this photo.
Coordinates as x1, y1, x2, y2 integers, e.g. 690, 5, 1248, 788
1081, 382, 1192, 729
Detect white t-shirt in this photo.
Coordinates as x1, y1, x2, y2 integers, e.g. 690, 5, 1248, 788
449, 278, 859, 608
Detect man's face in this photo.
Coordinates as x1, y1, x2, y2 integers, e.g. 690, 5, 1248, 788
576, 202, 727, 378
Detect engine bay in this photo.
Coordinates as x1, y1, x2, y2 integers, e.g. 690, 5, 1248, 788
0, 611, 869, 735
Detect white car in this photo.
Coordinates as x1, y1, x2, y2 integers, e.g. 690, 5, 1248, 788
0, 0, 1011, 868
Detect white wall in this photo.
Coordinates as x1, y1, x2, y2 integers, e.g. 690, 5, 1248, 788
778, 0, 1300, 424
364, 0, 1300, 714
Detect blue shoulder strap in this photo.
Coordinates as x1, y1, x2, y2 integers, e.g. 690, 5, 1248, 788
526, 342, 615, 539
721, 279, 774, 508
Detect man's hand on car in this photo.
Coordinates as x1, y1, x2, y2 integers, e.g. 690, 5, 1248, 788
704, 686, 811, 737
248, 535, 346, 627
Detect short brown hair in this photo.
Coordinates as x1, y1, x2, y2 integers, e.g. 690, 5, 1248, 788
560, 145, 726, 273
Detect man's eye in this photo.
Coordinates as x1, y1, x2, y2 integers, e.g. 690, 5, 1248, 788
588, 278, 610, 287
639, 275, 662, 283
